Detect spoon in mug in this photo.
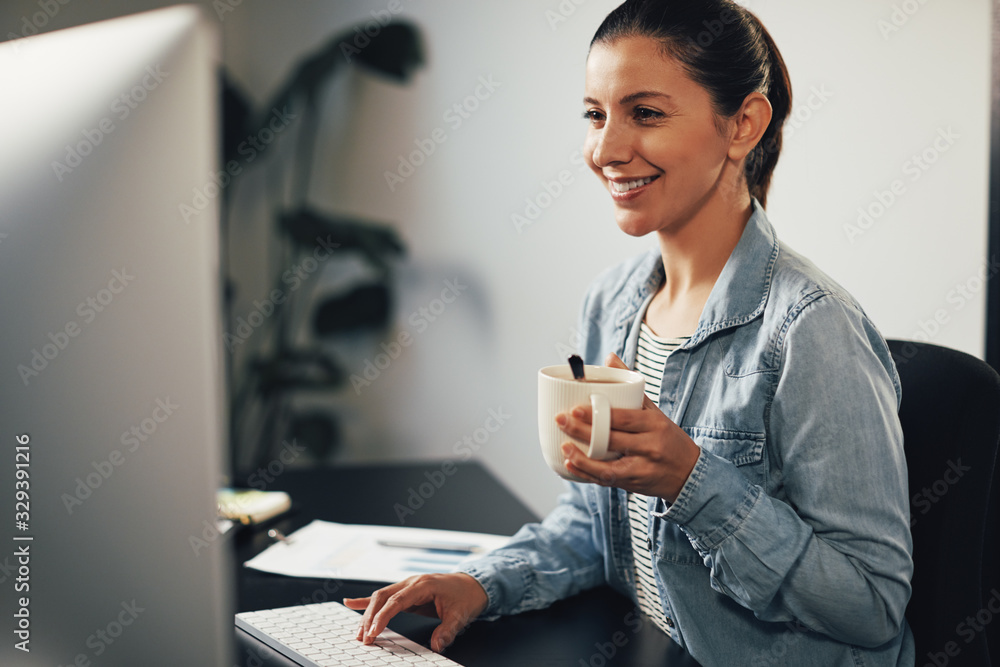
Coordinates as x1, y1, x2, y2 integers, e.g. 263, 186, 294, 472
568, 355, 585, 381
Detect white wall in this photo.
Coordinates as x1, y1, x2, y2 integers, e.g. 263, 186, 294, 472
5, 0, 990, 517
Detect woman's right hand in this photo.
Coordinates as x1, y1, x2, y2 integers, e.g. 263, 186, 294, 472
343, 572, 489, 653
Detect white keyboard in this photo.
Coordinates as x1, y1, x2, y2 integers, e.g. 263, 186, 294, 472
236, 601, 462, 666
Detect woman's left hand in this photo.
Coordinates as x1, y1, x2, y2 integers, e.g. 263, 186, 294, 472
557, 353, 701, 503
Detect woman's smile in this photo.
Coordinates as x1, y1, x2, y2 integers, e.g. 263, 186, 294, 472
607, 174, 660, 201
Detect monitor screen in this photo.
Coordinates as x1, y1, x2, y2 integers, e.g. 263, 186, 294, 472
0, 6, 232, 665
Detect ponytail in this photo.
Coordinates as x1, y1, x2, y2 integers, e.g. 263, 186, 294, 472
744, 15, 791, 207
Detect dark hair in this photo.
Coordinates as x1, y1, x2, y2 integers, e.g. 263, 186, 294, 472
591, 0, 791, 207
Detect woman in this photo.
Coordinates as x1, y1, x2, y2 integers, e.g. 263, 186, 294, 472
347, 1, 915, 664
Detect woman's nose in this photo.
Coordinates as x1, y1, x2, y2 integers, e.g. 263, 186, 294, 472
590, 120, 632, 168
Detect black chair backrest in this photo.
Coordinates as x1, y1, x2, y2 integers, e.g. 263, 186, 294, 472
888, 339, 1000, 666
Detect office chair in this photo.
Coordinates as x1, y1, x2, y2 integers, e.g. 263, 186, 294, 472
887, 339, 1000, 666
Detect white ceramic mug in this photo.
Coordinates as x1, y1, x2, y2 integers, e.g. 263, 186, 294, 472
538, 364, 645, 481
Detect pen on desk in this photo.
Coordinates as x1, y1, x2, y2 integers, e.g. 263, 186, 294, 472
268, 528, 294, 545
376, 539, 484, 554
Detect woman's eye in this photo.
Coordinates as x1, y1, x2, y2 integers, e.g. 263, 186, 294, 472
582, 110, 605, 123
634, 107, 664, 121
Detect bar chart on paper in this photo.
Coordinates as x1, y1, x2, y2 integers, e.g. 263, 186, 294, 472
243, 520, 510, 582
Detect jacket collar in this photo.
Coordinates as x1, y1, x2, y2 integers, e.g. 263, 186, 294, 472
611, 200, 779, 347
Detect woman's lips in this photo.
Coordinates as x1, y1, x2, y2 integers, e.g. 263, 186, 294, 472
608, 175, 659, 201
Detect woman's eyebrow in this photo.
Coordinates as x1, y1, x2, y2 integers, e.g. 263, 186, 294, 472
583, 91, 672, 106
620, 90, 672, 104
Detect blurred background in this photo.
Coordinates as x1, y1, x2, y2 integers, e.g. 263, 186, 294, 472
1, 0, 992, 516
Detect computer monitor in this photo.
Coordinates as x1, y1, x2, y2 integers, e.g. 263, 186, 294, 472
0, 6, 232, 665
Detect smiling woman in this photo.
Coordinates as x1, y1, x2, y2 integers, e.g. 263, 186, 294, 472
347, 2, 914, 665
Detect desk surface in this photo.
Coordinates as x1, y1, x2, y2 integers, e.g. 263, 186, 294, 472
234, 461, 700, 667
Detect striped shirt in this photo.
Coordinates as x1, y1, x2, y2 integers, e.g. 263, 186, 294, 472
628, 321, 688, 636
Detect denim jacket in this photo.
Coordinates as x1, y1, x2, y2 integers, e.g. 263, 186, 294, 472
460, 203, 915, 667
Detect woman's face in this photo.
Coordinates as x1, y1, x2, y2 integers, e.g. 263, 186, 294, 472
583, 36, 737, 237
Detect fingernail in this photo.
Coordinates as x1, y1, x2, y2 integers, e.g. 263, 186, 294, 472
561, 443, 573, 456
572, 407, 586, 418
555, 414, 567, 426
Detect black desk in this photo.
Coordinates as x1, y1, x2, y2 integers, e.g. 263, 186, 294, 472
234, 462, 701, 667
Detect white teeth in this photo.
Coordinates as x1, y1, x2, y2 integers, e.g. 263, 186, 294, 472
611, 176, 655, 193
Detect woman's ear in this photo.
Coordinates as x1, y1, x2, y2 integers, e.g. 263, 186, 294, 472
727, 92, 772, 162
